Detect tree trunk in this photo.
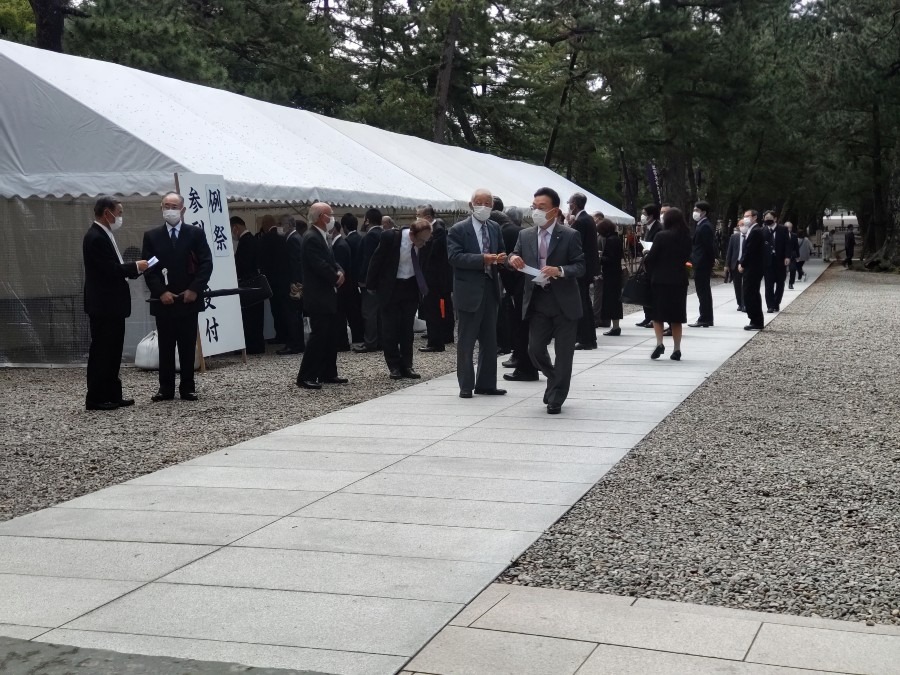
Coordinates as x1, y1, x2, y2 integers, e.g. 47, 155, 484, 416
433, 6, 461, 144
29, 0, 66, 52
868, 103, 889, 257
543, 47, 579, 167
867, 138, 900, 270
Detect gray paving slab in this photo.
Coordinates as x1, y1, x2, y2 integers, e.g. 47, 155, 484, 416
0, 624, 49, 640
417, 440, 630, 464
577, 644, 838, 675
382, 455, 612, 483
126, 465, 368, 492
559, 389, 689, 402
471, 415, 656, 435
183, 448, 405, 472
65, 582, 460, 657
160, 546, 499, 604
0, 508, 273, 545
449, 584, 512, 627
314, 412, 491, 427
231, 434, 435, 454
0, 536, 214, 581
343, 472, 594, 504
34, 630, 406, 675
444, 427, 645, 448
292, 493, 569, 531
0, 573, 140, 627
235, 517, 537, 563
493, 402, 676, 422
273, 423, 458, 440
472, 586, 759, 660
55, 484, 328, 516
405, 625, 596, 675
747, 623, 900, 675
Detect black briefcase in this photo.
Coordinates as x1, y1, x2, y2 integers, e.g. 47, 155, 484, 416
621, 263, 651, 306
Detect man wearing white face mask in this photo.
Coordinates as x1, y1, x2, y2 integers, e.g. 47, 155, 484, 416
83, 196, 149, 410
689, 200, 715, 327
448, 188, 507, 398
635, 203, 662, 328
296, 202, 347, 390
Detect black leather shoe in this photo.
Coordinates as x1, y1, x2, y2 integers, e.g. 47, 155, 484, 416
117, 398, 135, 407
474, 388, 507, 396
603, 328, 621, 336
401, 369, 421, 379
86, 401, 119, 411
744, 324, 764, 331
501, 358, 518, 368
419, 346, 444, 353
459, 390, 473, 399
574, 343, 597, 350
737, 306, 746, 312
788, 285, 794, 290
352, 345, 378, 353
389, 369, 403, 380
297, 380, 322, 390
503, 371, 539, 382
151, 391, 175, 402
547, 404, 562, 414
663, 327, 673, 337
276, 347, 303, 355
181, 392, 199, 401
321, 377, 348, 384
688, 322, 711, 328
635, 319, 652, 328
670, 350, 682, 361
651, 344, 665, 360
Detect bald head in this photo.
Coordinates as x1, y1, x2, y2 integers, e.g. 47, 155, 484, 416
308, 202, 333, 230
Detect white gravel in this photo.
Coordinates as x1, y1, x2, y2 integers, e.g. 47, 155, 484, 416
0, 343, 457, 521
501, 267, 900, 627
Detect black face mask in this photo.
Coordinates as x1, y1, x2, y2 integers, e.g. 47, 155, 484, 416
765, 220, 775, 225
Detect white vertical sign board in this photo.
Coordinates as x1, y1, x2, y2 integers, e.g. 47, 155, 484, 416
176, 173, 245, 356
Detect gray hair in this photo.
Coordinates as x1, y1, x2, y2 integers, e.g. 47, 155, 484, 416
279, 214, 297, 231
570, 193, 587, 211
161, 192, 184, 207
471, 188, 493, 202
505, 206, 524, 227
307, 203, 326, 224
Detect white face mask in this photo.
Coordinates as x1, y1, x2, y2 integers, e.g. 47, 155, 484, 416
692, 211, 702, 222
163, 209, 181, 226
472, 205, 491, 222
532, 209, 549, 228
743, 217, 752, 227
275, 227, 284, 235
325, 216, 336, 233
110, 216, 123, 231
739, 225, 749, 235
640, 214, 649, 225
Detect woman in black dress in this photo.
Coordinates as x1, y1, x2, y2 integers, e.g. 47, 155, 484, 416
597, 218, 623, 336
643, 208, 691, 360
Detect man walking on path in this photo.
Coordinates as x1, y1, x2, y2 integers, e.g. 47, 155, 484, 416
569, 192, 601, 350
725, 224, 745, 311
738, 209, 766, 330
689, 200, 715, 327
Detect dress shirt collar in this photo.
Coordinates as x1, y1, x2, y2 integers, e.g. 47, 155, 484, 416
166, 222, 181, 236
94, 220, 123, 263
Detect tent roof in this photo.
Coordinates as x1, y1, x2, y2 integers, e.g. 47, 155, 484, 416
0, 39, 633, 223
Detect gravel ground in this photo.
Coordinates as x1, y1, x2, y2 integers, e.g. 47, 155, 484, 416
501, 266, 900, 626
0, 339, 457, 522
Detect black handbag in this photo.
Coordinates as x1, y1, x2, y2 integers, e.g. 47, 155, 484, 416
238, 273, 272, 308
621, 262, 651, 305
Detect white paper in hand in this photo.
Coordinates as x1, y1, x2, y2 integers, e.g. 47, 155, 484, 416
519, 264, 542, 277
640, 240, 652, 251
532, 273, 550, 287
146, 256, 159, 268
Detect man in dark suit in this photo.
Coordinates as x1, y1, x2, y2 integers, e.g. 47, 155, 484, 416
82, 196, 149, 410
738, 209, 765, 330
342, 214, 364, 344
509, 187, 586, 414
724, 225, 745, 311
230, 216, 265, 354
296, 202, 348, 389
448, 188, 507, 398
142, 192, 213, 401
259, 215, 290, 344
499, 206, 539, 382
279, 217, 305, 355
786, 221, 800, 289
568, 192, 601, 349
763, 210, 788, 312
353, 208, 384, 353
844, 227, 856, 268
689, 200, 716, 327
417, 204, 454, 352
490, 198, 515, 356
367, 219, 433, 380
331, 224, 354, 351
636, 203, 662, 327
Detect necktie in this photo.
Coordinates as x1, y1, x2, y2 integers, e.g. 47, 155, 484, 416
170, 227, 178, 245
480, 222, 491, 276
410, 246, 428, 297
539, 227, 550, 268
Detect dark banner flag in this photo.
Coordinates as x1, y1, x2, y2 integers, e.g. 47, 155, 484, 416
645, 160, 661, 205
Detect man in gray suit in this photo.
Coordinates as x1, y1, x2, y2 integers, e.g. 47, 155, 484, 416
509, 187, 585, 414
448, 188, 507, 398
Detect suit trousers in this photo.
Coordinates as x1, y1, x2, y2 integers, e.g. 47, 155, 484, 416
86, 315, 126, 404
284, 298, 305, 353
381, 279, 419, 372
764, 263, 785, 310
422, 291, 454, 348
155, 312, 198, 395
297, 312, 338, 383
775, 263, 787, 306
497, 295, 513, 353
346, 284, 364, 344
269, 291, 289, 341
694, 266, 714, 323
456, 277, 499, 392
592, 278, 606, 327
242, 301, 266, 354
576, 277, 597, 344
528, 287, 577, 407
731, 268, 744, 308
510, 287, 537, 376
788, 260, 797, 286
360, 286, 381, 349
743, 271, 765, 327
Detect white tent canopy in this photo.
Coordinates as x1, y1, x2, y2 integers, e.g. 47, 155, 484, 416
0, 39, 633, 224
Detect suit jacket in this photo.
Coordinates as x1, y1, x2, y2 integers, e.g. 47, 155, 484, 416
644, 220, 662, 243
787, 232, 800, 260
83, 222, 139, 318
366, 228, 410, 306
234, 230, 259, 281
771, 224, 789, 264
599, 233, 623, 279
739, 224, 766, 277
300, 228, 340, 315
358, 225, 383, 285
573, 211, 601, 279
259, 228, 290, 293
691, 217, 716, 270
725, 232, 742, 271
499, 220, 524, 295
845, 231, 856, 252
644, 228, 691, 286
345, 230, 362, 283
512, 223, 585, 321
447, 216, 503, 313
285, 229, 303, 284
141, 222, 213, 317
420, 220, 452, 296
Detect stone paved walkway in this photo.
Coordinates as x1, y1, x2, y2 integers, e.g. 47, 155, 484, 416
0, 262, 827, 674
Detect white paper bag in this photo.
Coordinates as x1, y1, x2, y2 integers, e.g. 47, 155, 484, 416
134, 330, 199, 371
